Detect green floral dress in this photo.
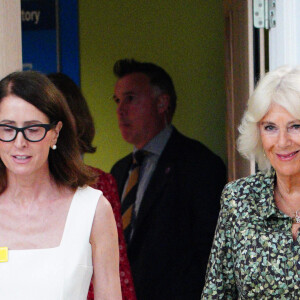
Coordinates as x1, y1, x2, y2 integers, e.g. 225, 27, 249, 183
202, 170, 300, 299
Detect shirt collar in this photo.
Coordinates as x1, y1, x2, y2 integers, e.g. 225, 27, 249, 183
133, 125, 173, 156
257, 168, 280, 220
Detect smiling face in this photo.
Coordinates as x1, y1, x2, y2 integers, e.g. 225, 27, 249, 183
259, 102, 300, 179
0, 95, 61, 178
113, 73, 168, 149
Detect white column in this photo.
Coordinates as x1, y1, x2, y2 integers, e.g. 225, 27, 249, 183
0, 0, 22, 79
269, 0, 300, 70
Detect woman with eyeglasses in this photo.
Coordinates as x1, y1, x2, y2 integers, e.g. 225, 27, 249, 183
0, 71, 122, 300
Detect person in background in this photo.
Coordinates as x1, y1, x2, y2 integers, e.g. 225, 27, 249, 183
202, 65, 300, 299
48, 72, 136, 300
111, 58, 227, 299
0, 70, 121, 299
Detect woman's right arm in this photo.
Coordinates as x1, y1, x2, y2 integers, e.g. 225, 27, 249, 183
201, 185, 238, 299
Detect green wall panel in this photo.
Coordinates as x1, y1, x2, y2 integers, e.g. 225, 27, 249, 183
78, 0, 226, 172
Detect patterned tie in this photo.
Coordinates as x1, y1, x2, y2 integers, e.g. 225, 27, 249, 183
121, 150, 146, 243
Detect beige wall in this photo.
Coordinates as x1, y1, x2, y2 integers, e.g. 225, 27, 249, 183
0, 0, 22, 78
79, 0, 226, 172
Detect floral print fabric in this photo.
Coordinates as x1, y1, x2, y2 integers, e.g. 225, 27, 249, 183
202, 170, 300, 299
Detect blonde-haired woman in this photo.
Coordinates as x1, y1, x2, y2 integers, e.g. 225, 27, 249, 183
202, 65, 300, 299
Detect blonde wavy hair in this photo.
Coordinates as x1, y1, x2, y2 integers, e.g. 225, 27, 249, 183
237, 65, 300, 172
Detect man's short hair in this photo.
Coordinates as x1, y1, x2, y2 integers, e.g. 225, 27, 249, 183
113, 58, 177, 120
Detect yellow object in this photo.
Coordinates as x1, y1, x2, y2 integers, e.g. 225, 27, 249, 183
0, 247, 8, 262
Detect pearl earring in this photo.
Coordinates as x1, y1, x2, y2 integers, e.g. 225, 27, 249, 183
52, 145, 57, 150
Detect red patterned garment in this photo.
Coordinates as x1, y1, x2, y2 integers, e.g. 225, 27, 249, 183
87, 167, 136, 300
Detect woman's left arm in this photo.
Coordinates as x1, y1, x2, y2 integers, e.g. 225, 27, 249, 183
90, 194, 122, 300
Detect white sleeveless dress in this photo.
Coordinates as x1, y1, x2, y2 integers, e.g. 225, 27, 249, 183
0, 186, 101, 300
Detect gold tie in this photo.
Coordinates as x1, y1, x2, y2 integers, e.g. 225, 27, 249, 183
121, 151, 146, 242
122, 163, 139, 229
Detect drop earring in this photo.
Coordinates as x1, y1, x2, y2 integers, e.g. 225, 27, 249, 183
52, 145, 57, 150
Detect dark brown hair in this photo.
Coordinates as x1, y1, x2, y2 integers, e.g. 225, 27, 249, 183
0, 71, 97, 193
47, 72, 96, 154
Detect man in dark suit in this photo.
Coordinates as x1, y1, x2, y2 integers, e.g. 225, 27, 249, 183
111, 59, 226, 300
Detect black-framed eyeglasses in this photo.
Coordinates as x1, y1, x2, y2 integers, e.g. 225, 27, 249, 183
0, 122, 58, 142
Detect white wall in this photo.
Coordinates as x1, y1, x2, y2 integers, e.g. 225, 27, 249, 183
269, 0, 300, 69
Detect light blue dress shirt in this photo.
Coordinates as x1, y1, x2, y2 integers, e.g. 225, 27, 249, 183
121, 125, 173, 218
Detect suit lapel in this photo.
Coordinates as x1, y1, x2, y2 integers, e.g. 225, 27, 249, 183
128, 129, 181, 246
133, 160, 175, 231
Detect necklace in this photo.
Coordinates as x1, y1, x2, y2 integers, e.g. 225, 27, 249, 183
276, 188, 300, 224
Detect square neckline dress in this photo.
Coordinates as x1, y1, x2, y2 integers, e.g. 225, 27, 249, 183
0, 186, 101, 300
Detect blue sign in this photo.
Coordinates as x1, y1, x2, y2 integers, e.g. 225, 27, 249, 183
21, 0, 80, 85
22, 0, 56, 31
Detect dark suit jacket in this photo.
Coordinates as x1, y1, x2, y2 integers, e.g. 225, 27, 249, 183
111, 128, 226, 300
